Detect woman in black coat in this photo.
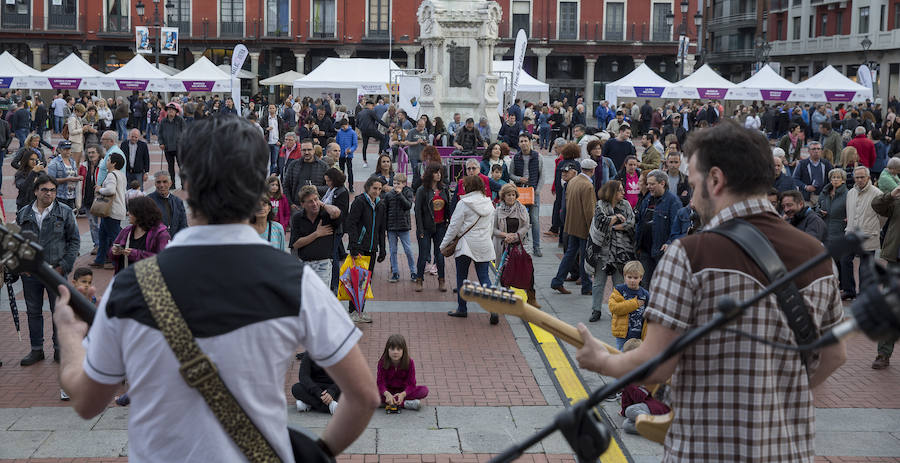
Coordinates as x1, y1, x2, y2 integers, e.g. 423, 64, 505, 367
414, 164, 452, 292
323, 168, 351, 291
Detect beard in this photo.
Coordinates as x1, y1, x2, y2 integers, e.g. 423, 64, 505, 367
694, 180, 716, 226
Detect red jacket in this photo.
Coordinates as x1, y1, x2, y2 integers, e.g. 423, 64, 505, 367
280, 143, 302, 160
847, 134, 876, 168
455, 173, 492, 200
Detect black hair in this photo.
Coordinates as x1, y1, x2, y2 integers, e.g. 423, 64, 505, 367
364, 176, 384, 193
108, 152, 125, 170
789, 122, 800, 132
73, 267, 93, 280
179, 115, 269, 224
324, 167, 346, 187
490, 164, 503, 172
32, 174, 58, 192
127, 196, 163, 231
684, 119, 774, 197
422, 163, 443, 190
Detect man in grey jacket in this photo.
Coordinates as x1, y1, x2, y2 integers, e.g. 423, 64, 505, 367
16, 175, 80, 366
157, 104, 185, 185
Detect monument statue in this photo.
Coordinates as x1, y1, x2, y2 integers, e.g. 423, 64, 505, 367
416, 0, 503, 132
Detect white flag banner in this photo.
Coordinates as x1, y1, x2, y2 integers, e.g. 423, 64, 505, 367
510, 29, 528, 104
398, 75, 421, 120
160, 27, 179, 55
857, 64, 873, 92
231, 44, 249, 105
135, 27, 152, 54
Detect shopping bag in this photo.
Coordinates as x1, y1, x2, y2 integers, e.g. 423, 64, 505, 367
337, 255, 375, 301
517, 187, 535, 206
500, 243, 534, 289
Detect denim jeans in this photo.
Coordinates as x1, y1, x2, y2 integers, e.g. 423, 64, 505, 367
269, 144, 279, 174
95, 217, 122, 265
15, 128, 28, 149
116, 119, 127, 141
301, 258, 332, 286
54, 115, 64, 133
592, 262, 625, 313
417, 224, 447, 279
455, 255, 491, 313
388, 230, 415, 276
88, 212, 101, 248
539, 126, 551, 149
526, 193, 541, 252
551, 234, 591, 293
22, 274, 57, 351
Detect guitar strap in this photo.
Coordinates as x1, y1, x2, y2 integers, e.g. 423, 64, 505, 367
133, 257, 282, 462
706, 218, 817, 371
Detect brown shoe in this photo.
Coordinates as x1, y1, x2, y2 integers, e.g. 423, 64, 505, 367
551, 285, 571, 294
872, 355, 890, 370
526, 289, 541, 308
414, 279, 423, 292
438, 278, 448, 292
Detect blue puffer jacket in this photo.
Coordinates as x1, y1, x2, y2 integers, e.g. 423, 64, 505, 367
336, 126, 358, 159
634, 191, 682, 259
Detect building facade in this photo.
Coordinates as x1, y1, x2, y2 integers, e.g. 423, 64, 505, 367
701, 0, 767, 82
766, 0, 900, 101
0, 0, 702, 110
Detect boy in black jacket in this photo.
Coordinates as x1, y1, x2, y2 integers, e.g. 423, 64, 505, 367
384, 173, 416, 282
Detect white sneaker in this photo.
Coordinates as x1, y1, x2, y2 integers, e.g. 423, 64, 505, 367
328, 400, 338, 415
403, 399, 420, 410
296, 400, 311, 412
359, 312, 373, 323
363, 162, 368, 168
60, 389, 70, 401
349, 312, 362, 323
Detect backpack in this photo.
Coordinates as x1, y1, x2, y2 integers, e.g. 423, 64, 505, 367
61, 121, 69, 140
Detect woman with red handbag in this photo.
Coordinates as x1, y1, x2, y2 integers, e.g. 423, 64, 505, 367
492, 183, 539, 308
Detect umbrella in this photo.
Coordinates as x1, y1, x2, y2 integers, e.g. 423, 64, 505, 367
340, 258, 371, 314
5, 273, 21, 341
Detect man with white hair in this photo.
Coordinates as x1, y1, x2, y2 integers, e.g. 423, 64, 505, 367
843, 165, 884, 299
573, 124, 598, 160
773, 155, 797, 193
551, 156, 596, 295
846, 125, 876, 168
98, 130, 125, 185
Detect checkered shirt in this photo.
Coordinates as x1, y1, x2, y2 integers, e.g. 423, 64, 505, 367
644, 198, 844, 463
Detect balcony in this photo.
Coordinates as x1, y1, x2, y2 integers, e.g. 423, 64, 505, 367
169, 19, 190, 36
706, 48, 756, 62
1, 14, 30, 29
770, 29, 900, 55
48, 13, 77, 30
770, 0, 788, 12
707, 11, 757, 30
220, 20, 244, 36
100, 15, 130, 34
362, 29, 389, 42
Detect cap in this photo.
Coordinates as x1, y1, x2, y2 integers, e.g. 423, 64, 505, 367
561, 164, 577, 173
57, 140, 72, 149
165, 103, 179, 111
580, 159, 598, 170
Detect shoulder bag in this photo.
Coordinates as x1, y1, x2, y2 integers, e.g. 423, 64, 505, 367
90, 171, 118, 218
133, 257, 334, 463
440, 216, 480, 258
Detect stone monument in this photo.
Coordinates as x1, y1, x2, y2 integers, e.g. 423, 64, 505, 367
416, 0, 503, 132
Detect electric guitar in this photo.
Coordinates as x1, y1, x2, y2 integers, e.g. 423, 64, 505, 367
0, 224, 96, 324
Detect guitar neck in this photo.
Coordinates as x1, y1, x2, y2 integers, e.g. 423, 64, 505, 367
36, 263, 97, 325
519, 304, 618, 353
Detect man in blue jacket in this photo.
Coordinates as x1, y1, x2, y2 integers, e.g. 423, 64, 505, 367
634, 169, 682, 288
594, 101, 613, 130
792, 141, 833, 202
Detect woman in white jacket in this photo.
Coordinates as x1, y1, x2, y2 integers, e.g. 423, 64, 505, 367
441, 175, 498, 322
91, 152, 127, 270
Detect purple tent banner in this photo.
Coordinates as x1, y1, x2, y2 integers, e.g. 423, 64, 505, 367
634, 86, 665, 98
824, 91, 855, 102
760, 89, 791, 101
116, 79, 149, 91
48, 78, 82, 89
697, 88, 727, 99
183, 80, 215, 92
0, 77, 12, 89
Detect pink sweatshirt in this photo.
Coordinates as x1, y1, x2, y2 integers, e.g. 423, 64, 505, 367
377, 358, 419, 396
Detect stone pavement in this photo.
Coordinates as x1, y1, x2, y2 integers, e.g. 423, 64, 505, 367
1, 134, 899, 462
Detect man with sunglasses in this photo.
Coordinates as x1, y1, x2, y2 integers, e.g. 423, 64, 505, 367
15, 174, 80, 366
147, 171, 188, 237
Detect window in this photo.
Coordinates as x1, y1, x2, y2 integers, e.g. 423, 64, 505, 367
895, 4, 900, 32
880, 4, 886, 30
106, 0, 129, 33
776, 18, 783, 39
368, 0, 389, 37
558, 1, 578, 39
605, 2, 624, 40
858, 6, 869, 33
311, 0, 336, 38
792, 16, 800, 39
2, 0, 29, 29
820, 14, 827, 35
808, 14, 814, 36
266, 0, 289, 36
221, 0, 244, 36
49, 0, 76, 29
511, 0, 530, 37
652, 3, 672, 41
835, 10, 843, 33
169, 0, 191, 36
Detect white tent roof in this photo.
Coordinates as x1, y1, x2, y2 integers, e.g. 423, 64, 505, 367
34, 53, 105, 90
492, 60, 549, 93
790, 65, 872, 102
260, 70, 305, 86
0, 51, 42, 89
98, 54, 180, 91
727, 65, 797, 101
167, 56, 232, 92
293, 58, 400, 93
604, 64, 672, 105
665, 64, 735, 99
219, 64, 257, 79
156, 63, 181, 76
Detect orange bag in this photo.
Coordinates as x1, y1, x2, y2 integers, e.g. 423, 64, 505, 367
517, 187, 535, 206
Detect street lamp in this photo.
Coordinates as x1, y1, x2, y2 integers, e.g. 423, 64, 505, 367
755, 36, 772, 69
666, 1, 697, 80
136, 0, 175, 69
860, 36, 878, 98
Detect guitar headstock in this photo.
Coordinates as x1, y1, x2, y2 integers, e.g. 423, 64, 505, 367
458, 280, 527, 316
0, 224, 47, 276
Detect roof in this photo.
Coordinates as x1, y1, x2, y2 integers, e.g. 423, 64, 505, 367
293, 58, 400, 89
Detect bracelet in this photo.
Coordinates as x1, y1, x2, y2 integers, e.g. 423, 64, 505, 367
316, 438, 336, 459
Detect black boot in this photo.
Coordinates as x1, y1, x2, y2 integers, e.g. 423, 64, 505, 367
20, 350, 45, 366
589, 310, 603, 322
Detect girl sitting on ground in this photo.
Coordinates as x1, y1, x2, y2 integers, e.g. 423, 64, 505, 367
377, 334, 429, 411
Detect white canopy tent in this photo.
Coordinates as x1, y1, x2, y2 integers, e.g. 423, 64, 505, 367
37, 53, 106, 90
664, 64, 735, 100
293, 58, 400, 99
604, 64, 672, 106
97, 54, 180, 92
167, 56, 232, 92
0, 51, 42, 89
493, 60, 549, 103
790, 65, 873, 103
260, 70, 305, 86
156, 63, 181, 76
218, 64, 256, 79
727, 65, 797, 101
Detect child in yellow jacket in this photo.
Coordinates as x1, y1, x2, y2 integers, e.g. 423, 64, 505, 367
608, 261, 650, 350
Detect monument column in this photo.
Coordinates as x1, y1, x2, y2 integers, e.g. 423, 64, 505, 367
294, 53, 306, 73
335, 46, 355, 59
401, 45, 422, 68
249, 52, 261, 95
532, 47, 552, 82
191, 49, 205, 64
31, 47, 43, 70
79, 49, 91, 64
493, 46, 509, 60
584, 57, 596, 124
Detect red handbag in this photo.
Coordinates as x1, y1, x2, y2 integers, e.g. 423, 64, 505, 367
500, 242, 534, 289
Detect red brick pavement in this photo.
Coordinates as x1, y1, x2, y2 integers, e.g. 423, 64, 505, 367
813, 333, 900, 409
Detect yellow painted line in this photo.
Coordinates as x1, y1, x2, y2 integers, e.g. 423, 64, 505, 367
529, 322, 630, 463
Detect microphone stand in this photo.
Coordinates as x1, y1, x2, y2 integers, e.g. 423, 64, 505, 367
491, 233, 871, 463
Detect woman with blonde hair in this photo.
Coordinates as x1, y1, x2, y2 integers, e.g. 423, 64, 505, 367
492, 183, 537, 307
96, 98, 113, 130
840, 146, 860, 180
